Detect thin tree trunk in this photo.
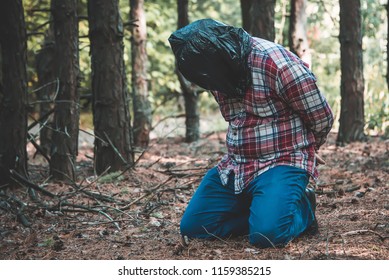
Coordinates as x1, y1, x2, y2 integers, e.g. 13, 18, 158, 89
88, 0, 133, 175
36, 25, 56, 156
250, 0, 276, 41
0, 0, 28, 186
278, 0, 289, 46
240, 0, 253, 33
387, 2, 389, 90
289, 0, 311, 66
130, 0, 152, 148
337, 0, 365, 144
50, 0, 80, 181
177, 0, 200, 143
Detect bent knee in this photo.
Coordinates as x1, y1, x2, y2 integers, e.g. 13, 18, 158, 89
180, 216, 212, 238
249, 225, 291, 248
180, 217, 196, 237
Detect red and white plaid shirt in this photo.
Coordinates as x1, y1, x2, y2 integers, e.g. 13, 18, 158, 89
212, 37, 334, 194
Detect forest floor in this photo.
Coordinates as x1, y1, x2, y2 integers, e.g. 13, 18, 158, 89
1, 130, 389, 260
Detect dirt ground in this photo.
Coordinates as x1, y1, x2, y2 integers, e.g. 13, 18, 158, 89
1, 131, 388, 260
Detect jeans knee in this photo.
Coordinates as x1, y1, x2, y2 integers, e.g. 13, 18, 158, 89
249, 225, 290, 248
180, 215, 210, 238
180, 215, 194, 237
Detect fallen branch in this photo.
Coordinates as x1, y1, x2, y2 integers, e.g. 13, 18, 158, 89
345, 185, 361, 193
161, 169, 206, 178
10, 170, 56, 198
73, 218, 137, 227
54, 201, 106, 212
47, 202, 122, 231
341, 229, 388, 241
17, 211, 31, 227
315, 185, 361, 195
98, 210, 121, 231
0, 192, 31, 227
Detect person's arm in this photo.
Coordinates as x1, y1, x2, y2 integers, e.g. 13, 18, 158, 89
276, 62, 334, 150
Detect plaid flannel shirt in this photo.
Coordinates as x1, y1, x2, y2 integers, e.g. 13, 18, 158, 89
212, 37, 334, 194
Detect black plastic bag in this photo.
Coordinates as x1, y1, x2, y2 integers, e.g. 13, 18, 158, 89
168, 19, 252, 97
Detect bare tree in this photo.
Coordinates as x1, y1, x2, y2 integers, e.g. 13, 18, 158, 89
250, 0, 276, 41
0, 0, 28, 186
337, 0, 365, 143
289, 0, 311, 66
88, 0, 133, 174
50, 0, 80, 181
130, 0, 152, 148
176, 0, 200, 142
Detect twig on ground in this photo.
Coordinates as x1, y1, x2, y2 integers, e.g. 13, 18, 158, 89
56, 166, 126, 205
17, 211, 31, 227
345, 185, 362, 193
120, 176, 174, 211
202, 226, 230, 245
315, 185, 361, 195
160, 169, 206, 178
55, 202, 103, 212
10, 170, 56, 198
96, 205, 135, 220
0, 192, 31, 227
98, 210, 121, 231
73, 219, 137, 227
341, 229, 388, 241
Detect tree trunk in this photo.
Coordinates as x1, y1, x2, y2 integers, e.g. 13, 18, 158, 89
88, 0, 133, 175
177, 0, 200, 143
387, 2, 389, 90
250, 0, 276, 41
130, 0, 152, 148
289, 0, 311, 66
35, 25, 56, 156
337, 0, 365, 144
50, 0, 80, 181
0, 0, 28, 186
240, 0, 253, 33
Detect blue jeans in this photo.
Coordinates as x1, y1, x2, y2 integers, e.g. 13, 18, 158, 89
180, 165, 315, 248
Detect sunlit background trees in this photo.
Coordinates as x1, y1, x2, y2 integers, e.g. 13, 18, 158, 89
1, 0, 388, 185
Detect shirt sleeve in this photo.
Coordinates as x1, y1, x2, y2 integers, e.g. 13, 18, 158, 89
276, 62, 334, 150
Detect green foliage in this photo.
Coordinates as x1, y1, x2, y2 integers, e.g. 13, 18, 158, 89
306, 0, 388, 134
361, 0, 388, 136
98, 171, 125, 184
24, 0, 51, 90
23, 0, 388, 135
145, 0, 179, 106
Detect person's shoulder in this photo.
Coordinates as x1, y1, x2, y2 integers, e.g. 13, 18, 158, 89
251, 37, 280, 51
251, 37, 307, 70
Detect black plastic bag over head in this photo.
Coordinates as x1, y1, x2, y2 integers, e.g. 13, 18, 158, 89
168, 19, 252, 97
